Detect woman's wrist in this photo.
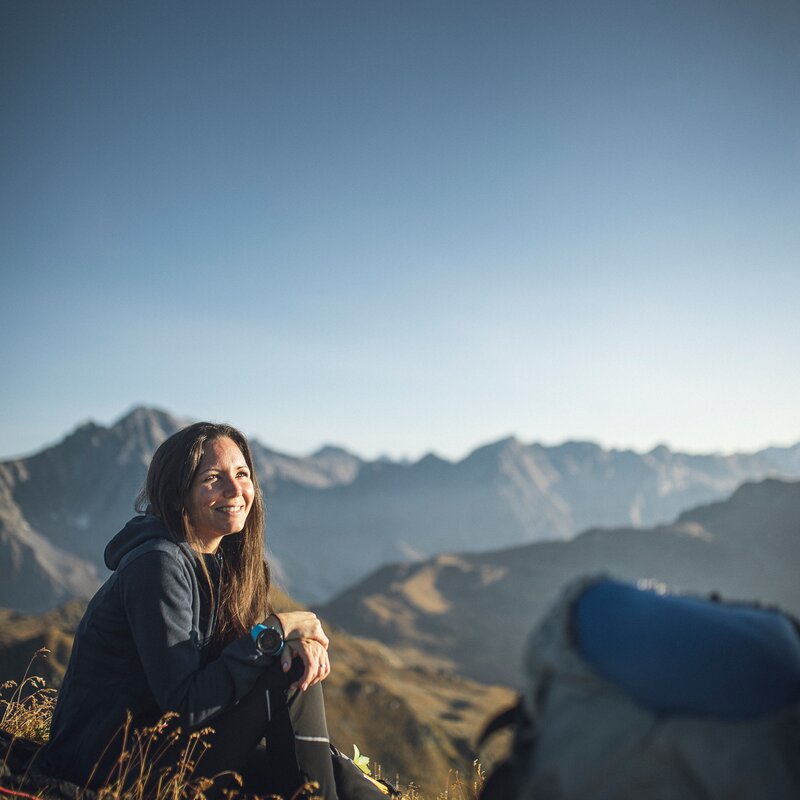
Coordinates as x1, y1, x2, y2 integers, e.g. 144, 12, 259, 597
265, 612, 285, 638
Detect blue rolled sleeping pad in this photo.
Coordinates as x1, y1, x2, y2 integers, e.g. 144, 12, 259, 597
573, 579, 800, 718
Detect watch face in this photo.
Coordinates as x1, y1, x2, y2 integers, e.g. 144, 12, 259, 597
256, 627, 283, 656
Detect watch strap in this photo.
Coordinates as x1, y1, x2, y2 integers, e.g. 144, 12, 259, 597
250, 622, 267, 644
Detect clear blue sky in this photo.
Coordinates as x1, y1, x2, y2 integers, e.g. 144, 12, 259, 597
2, 1, 799, 461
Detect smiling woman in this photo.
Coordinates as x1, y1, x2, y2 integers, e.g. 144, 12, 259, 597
184, 438, 256, 553
36, 422, 393, 800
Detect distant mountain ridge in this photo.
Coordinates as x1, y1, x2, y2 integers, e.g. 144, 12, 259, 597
1, 406, 798, 610
264, 431, 800, 600
318, 478, 800, 688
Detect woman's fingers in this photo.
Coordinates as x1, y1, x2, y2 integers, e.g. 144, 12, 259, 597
281, 643, 293, 673
284, 640, 308, 689
309, 645, 330, 687
288, 639, 314, 691
268, 612, 331, 687
284, 639, 331, 691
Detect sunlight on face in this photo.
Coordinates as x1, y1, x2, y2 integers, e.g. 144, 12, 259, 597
185, 437, 254, 553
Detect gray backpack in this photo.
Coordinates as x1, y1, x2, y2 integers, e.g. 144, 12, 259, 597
479, 575, 800, 800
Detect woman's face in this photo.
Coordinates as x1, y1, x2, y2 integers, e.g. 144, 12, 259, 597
185, 436, 254, 553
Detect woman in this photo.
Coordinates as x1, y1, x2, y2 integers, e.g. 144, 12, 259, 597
39, 422, 391, 799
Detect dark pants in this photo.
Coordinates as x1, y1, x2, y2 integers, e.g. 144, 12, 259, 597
189, 659, 384, 800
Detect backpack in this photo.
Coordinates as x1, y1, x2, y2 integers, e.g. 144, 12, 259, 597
479, 575, 800, 800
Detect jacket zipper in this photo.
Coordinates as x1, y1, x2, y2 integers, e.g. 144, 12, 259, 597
208, 551, 223, 643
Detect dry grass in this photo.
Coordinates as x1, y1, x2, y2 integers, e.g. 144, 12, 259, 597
0, 651, 482, 800
0, 648, 57, 743
394, 761, 484, 800
438, 762, 485, 800
395, 763, 482, 800
86, 712, 237, 800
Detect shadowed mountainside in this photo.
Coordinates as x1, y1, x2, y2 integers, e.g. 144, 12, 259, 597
319, 479, 800, 688
2, 406, 799, 609
0, 409, 186, 611
0, 588, 513, 791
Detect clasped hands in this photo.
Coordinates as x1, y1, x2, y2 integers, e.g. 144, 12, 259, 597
268, 611, 330, 692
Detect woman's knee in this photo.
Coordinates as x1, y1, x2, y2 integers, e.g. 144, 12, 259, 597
286, 681, 330, 741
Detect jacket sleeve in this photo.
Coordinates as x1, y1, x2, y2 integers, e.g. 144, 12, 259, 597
118, 548, 276, 728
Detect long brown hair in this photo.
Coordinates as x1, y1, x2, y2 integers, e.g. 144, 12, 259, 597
137, 422, 270, 647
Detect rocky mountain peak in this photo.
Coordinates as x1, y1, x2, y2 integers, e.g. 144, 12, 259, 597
460, 435, 523, 467
311, 444, 359, 460
111, 406, 186, 446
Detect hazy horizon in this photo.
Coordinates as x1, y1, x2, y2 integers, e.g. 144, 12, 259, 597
2, 403, 798, 466
3, 2, 799, 463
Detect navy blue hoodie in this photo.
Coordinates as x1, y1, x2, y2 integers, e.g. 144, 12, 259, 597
38, 515, 276, 787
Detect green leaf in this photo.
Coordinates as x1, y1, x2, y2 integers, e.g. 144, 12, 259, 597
353, 743, 371, 774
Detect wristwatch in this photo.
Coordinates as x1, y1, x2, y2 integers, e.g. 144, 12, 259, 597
250, 622, 285, 657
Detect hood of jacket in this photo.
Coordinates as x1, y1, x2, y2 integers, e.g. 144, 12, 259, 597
104, 514, 188, 570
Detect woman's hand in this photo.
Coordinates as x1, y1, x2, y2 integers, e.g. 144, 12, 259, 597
282, 638, 331, 691
271, 611, 329, 650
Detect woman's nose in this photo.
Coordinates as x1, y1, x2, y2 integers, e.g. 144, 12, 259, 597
222, 474, 241, 495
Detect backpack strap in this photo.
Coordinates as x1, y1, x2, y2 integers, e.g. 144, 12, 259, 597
477, 700, 523, 746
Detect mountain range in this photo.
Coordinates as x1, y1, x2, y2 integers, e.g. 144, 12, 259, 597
2, 407, 797, 784
1, 406, 799, 610
318, 478, 800, 688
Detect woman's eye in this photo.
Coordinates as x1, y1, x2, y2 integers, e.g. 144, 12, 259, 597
237, 471, 250, 479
